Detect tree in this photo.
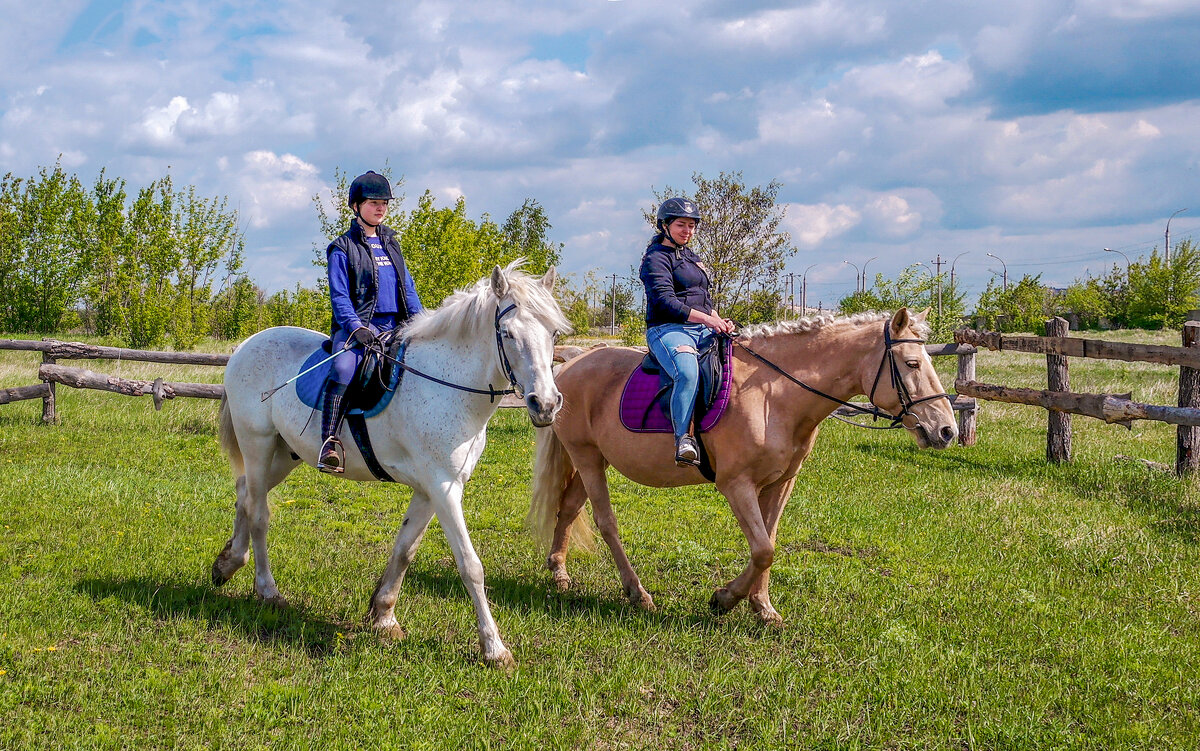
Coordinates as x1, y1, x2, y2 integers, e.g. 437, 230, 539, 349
647, 171, 796, 323
973, 274, 1051, 333
1125, 242, 1200, 329
839, 266, 965, 341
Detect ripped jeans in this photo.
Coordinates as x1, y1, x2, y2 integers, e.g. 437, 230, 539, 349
645, 322, 715, 440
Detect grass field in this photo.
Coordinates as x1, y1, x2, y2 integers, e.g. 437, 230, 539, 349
1, 331, 1198, 749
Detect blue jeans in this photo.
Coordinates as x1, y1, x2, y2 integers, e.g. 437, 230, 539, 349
646, 322, 714, 440
330, 314, 397, 384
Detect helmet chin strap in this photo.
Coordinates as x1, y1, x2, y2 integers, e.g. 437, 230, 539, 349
353, 204, 382, 229
664, 222, 687, 248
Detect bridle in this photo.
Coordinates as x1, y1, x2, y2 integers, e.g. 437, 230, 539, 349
734, 320, 952, 430
371, 303, 526, 403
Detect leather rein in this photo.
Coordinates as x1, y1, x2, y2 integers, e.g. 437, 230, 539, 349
369, 303, 524, 403
734, 320, 952, 430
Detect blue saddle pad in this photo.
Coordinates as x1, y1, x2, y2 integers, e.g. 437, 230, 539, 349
294, 342, 405, 418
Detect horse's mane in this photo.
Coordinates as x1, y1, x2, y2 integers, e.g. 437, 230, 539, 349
401, 259, 570, 344
739, 311, 931, 340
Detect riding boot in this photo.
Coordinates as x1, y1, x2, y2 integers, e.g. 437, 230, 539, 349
675, 434, 700, 467
318, 381, 349, 474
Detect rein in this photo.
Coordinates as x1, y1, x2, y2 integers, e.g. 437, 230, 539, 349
734, 320, 952, 430
369, 303, 522, 404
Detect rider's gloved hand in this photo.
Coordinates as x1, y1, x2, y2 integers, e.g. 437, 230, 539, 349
347, 325, 379, 349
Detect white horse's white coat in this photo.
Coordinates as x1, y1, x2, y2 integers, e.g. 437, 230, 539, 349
213, 264, 567, 667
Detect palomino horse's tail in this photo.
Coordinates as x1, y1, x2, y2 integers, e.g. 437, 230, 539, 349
218, 394, 245, 479
527, 426, 596, 553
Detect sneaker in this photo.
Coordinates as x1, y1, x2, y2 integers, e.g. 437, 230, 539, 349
318, 437, 344, 474
675, 435, 700, 467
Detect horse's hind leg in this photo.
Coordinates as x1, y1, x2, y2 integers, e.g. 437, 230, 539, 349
546, 472, 588, 591
213, 436, 296, 606
367, 492, 436, 640
576, 456, 655, 611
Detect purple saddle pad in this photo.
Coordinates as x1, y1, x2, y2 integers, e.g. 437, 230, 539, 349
618, 340, 734, 433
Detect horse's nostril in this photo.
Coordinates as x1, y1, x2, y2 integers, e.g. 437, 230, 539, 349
940, 425, 956, 443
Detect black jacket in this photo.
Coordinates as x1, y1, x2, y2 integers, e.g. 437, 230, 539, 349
325, 220, 414, 336
639, 242, 714, 327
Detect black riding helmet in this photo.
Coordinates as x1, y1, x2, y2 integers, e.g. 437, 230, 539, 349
655, 196, 702, 232
348, 171, 393, 208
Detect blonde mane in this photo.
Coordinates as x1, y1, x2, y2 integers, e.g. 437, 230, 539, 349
401, 260, 571, 345
739, 311, 930, 340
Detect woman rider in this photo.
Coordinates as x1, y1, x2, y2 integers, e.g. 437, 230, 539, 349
639, 197, 736, 467
318, 170, 425, 473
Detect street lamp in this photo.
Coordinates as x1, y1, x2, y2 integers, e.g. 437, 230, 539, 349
864, 255, 883, 293
986, 252, 1008, 292
949, 251, 969, 292
1166, 208, 1188, 263
1103, 247, 1130, 279
843, 259, 861, 294
801, 263, 817, 316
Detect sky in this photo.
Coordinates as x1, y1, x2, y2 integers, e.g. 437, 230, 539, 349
3, 0, 1200, 308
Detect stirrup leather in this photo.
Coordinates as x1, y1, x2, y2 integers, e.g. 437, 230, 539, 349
318, 436, 345, 474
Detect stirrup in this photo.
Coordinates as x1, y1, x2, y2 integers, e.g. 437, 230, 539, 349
318, 437, 345, 474
675, 435, 700, 467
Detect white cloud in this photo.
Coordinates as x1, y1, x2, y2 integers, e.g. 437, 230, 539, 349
783, 203, 862, 248
235, 151, 322, 229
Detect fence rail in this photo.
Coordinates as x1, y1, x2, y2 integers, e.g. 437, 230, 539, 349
955, 319, 1200, 474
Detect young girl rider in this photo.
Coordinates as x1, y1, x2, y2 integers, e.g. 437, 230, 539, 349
318, 170, 424, 473
638, 197, 736, 467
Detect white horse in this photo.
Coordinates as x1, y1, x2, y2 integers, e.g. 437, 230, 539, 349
212, 262, 568, 668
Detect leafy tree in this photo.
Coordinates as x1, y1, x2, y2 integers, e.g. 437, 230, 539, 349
647, 171, 796, 323
839, 266, 965, 341
1125, 242, 1200, 329
973, 274, 1051, 333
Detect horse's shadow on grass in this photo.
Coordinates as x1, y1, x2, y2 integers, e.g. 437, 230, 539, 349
848, 441, 1200, 543
74, 577, 348, 657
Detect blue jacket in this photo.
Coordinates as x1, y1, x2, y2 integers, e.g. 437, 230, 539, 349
639, 242, 714, 327
326, 220, 423, 336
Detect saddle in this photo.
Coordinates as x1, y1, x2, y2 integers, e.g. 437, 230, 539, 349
618, 334, 734, 435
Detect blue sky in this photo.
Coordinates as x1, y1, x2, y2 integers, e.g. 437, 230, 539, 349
4, 0, 1200, 307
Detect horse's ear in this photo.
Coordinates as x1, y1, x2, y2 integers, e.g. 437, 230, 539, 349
491, 265, 510, 298
913, 307, 931, 325
890, 307, 911, 335
541, 266, 557, 291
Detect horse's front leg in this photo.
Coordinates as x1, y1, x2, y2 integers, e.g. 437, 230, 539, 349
367, 491, 436, 639
710, 476, 775, 615
432, 480, 514, 669
745, 475, 797, 626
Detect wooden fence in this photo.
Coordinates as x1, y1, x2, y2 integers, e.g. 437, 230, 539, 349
0, 338, 229, 423
955, 319, 1200, 475
1, 339, 980, 444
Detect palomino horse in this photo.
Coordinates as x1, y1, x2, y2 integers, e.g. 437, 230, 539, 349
528, 308, 957, 622
214, 263, 568, 667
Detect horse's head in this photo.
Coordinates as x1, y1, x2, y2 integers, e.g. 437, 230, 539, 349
490, 264, 569, 427
865, 308, 958, 450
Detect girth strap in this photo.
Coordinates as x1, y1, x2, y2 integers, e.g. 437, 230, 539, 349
345, 413, 397, 482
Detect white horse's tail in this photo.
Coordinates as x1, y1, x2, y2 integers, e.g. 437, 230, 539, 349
527, 426, 596, 554
218, 394, 245, 479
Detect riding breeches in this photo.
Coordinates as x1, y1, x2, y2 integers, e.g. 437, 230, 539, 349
645, 322, 714, 439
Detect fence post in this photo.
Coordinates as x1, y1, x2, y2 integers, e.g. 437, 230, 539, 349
956, 348, 977, 446
41, 341, 57, 424
1177, 321, 1200, 475
1046, 317, 1071, 463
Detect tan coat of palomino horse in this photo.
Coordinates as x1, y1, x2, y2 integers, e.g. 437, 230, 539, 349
528, 308, 958, 623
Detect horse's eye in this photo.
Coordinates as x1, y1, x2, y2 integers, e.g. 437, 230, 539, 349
500, 328, 513, 339
906, 359, 919, 369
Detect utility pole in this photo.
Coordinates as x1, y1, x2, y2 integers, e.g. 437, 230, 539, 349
931, 253, 945, 321
783, 272, 796, 319
609, 273, 618, 336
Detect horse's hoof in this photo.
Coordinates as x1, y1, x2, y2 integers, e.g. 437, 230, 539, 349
756, 609, 784, 628
709, 588, 737, 614
211, 560, 231, 587
484, 649, 516, 671
627, 586, 656, 612
260, 593, 289, 609
551, 572, 572, 592
373, 622, 407, 641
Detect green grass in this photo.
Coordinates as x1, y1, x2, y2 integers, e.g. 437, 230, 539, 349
1, 333, 1198, 749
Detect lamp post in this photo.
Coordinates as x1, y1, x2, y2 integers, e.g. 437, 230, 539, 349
1166, 208, 1188, 263
1103, 247, 1130, 279
949, 251, 969, 293
986, 252, 1008, 292
864, 255, 883, 293
801, 263, 817, 316
843, 259, 861, 294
